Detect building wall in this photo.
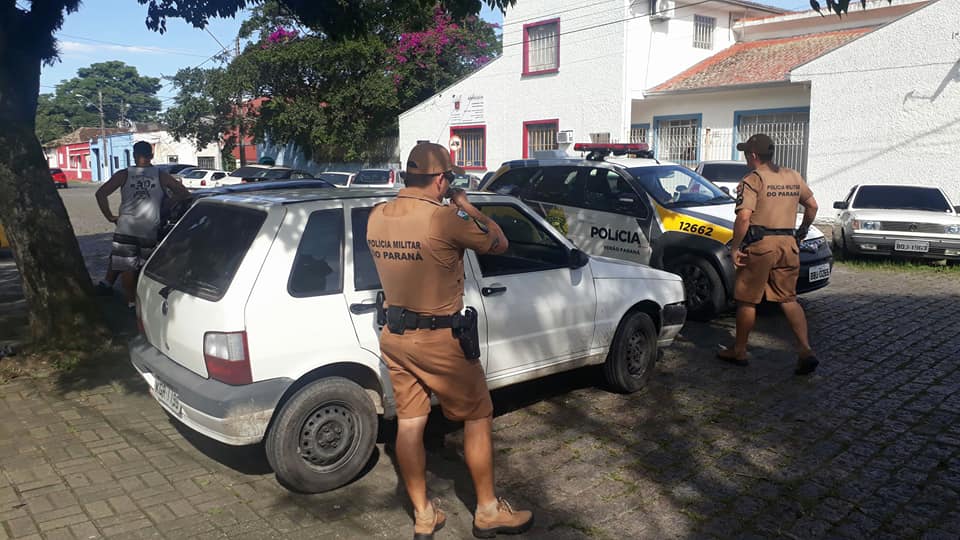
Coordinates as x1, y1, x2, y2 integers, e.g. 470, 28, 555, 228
137, 131, 223, 171
400, 0, 629, 174
792, 0, 960, 209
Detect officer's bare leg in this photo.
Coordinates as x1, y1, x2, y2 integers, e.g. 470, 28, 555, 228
396, 415, 430, 514
463, 415, 497, 509
780, 301, 813, 356
733, 301, 757, 356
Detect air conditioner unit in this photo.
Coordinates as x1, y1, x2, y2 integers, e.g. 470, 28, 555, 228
650, 0, 675, 21
556, 130, 575, 144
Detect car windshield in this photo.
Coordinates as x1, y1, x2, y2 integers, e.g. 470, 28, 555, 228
184, 170, 207, 179
318, 173, 350, 185
228, 166, 271, 178
353, 170, 390, 184
699, 163, 750, 183
627, 165, 732, 207
853, 186, 951, 212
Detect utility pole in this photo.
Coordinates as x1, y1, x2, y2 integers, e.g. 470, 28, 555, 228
98, 90, 108, 181
236, 36, 246, 166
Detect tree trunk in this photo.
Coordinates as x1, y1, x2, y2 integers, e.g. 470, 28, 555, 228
0, 19, 108, 348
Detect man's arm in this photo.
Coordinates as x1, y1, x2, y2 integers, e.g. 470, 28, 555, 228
730, 208, 752, 254
449, 189, 509, 254
798, 195, 818, 235
159, 172, 191, 200
95, 169, 128, 223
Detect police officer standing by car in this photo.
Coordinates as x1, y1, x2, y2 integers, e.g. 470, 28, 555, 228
719, 134, 820, 375
367, 142, 534, 539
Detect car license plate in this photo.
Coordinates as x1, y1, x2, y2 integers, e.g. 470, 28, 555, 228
154, 379, 182, 416
809, 263, 831, 282
895, 240, 929, 253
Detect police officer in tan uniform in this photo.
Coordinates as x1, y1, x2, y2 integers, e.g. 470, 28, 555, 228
367, 143, 534, 539
718, 134, 820, 375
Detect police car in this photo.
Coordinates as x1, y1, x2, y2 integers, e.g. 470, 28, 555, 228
481, 143, 833, 319
130, 187, 686, 494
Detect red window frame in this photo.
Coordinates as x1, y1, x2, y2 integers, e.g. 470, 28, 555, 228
522, 119, 560, 159
522, 18, 560, 76
449, 125, 486, 171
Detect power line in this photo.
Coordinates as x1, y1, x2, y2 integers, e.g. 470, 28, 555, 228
57, 33, 211, 58
205, 28, 229, 52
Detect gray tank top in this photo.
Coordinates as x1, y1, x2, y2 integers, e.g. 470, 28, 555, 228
116, 166, 164, 239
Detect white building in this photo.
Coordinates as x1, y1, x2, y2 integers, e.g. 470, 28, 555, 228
137, 129, 223, 171
400, 0, 957, 213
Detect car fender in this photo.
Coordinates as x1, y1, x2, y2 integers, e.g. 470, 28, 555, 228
591, 275, 685, 350
651, 231, 735, 297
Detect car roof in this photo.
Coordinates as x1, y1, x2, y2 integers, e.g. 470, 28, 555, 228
698, 160, 744, 165
208, 188, 503, 206
500, 155, 671, 171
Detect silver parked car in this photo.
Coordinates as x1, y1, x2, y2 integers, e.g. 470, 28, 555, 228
694, 160, 749, 195
832, 184, 960, 260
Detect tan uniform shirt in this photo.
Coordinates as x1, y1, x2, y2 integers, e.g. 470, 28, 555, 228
367, 189, 496, 315
735, 163, 813, 228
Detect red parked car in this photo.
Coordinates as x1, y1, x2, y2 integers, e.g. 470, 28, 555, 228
50, 168, 68, 189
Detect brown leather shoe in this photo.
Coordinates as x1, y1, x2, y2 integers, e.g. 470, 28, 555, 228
472, 497, 534, 538
413, 499, 445, 539
717, 347, 749, 366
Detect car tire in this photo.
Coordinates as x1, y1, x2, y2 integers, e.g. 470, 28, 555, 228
667, 255, 725, 321
604, 311, 658, 393
265, 377, 378, 494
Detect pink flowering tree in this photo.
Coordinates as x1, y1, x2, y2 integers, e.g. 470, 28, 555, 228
388, 7, 501, 108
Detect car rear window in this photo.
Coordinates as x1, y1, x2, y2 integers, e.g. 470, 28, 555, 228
229, 166, 270, 178
853, 186, 950, 212
354, 170, 391, 184
184, 170, 207, 179
318, 173, 350, 185
145, 203, 267, 302
700, 163, 750, 183
50, 168, 63, 174
486, 168, 539, 196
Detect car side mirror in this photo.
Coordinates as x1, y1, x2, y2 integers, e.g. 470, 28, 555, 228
569, 248, 589, 269
833, 201, 848, 210
720, 186, 730, 195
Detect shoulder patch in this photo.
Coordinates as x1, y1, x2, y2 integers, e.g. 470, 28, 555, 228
456, 209, 470, 220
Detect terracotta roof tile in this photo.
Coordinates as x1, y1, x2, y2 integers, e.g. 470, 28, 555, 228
648, 28, 872, 94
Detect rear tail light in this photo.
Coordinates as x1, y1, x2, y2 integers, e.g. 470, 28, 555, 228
203, 331, 252, 385
389, 170, 395, 185
200, 179, 207, 186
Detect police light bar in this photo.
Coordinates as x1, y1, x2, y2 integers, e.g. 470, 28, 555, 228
573, 143, 650, 152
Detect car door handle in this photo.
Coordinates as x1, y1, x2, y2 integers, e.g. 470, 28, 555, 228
481, 286, 507, 296
350, 302, 378, 315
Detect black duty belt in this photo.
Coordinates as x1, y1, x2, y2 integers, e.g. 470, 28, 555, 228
386, 306, 462, 330
763, 228, 796, 236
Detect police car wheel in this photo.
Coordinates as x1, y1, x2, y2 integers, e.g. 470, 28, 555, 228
604, 311, 657, 393
667, 255, 725, 321
266, 377, 378, 494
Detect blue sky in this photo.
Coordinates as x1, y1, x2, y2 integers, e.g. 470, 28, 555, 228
40, 0, 811, 102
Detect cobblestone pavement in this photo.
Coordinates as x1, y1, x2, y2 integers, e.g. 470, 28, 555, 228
1, 185, 960, 539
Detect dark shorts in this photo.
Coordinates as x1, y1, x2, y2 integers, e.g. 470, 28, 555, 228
380, 327, 493, 421
110, 233, 157, 272
734, 236, 800, 304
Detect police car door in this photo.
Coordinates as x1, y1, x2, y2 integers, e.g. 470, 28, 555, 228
576, 167, 653, 264
343, 199, 490, 366
466, 202, 596, 378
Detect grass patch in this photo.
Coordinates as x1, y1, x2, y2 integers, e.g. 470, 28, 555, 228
835, 255, 960, 275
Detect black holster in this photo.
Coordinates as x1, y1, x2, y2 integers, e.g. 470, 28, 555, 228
376, 291, 387, 327
453, 307, 481, 360
743, 225, 766, 247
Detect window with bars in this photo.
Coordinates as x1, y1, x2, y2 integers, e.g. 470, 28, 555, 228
198, 156, 216, 169
451, 127, 485, 169
693, 15, 715, 50
589, 132, 611, 143
655, 117, 700, 168
630, 124, 650, 144
523, 120, 559, 158
523, 19, 560, 75
736, 110, 810, 176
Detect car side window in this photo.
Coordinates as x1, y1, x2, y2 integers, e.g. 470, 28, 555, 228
213, 173, 225, 180
583, 168, 647, 217
474, 204, 570, 277
350, 207, 382, 291
487, 168, 538, 197
288, 209, 344, 297
528, 166, 585, 206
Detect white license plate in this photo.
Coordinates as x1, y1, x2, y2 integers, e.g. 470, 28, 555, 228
809, 263, 831, 282
154, 379, 182, 416
895, 240, 929, 253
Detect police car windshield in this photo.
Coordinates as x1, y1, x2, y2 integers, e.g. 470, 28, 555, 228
627, 166, 732, 208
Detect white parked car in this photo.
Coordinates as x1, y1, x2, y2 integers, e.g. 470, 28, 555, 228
832, 184, 960, 260
694, 160, 750, 195
180, 169, 228, 189
130, 188, 687, 493
316, 171, 356, 187
348, 168, 403, 188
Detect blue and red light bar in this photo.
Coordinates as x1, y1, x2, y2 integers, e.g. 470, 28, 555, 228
573, 143, 650, 152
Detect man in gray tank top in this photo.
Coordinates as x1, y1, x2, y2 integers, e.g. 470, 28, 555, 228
96, 141, 189, 308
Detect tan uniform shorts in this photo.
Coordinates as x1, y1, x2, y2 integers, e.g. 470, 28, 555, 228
380, 327, 493, 421
734, 236, 800, 304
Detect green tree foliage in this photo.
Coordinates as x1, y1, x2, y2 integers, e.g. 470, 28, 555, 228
35, 61, 162, 142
